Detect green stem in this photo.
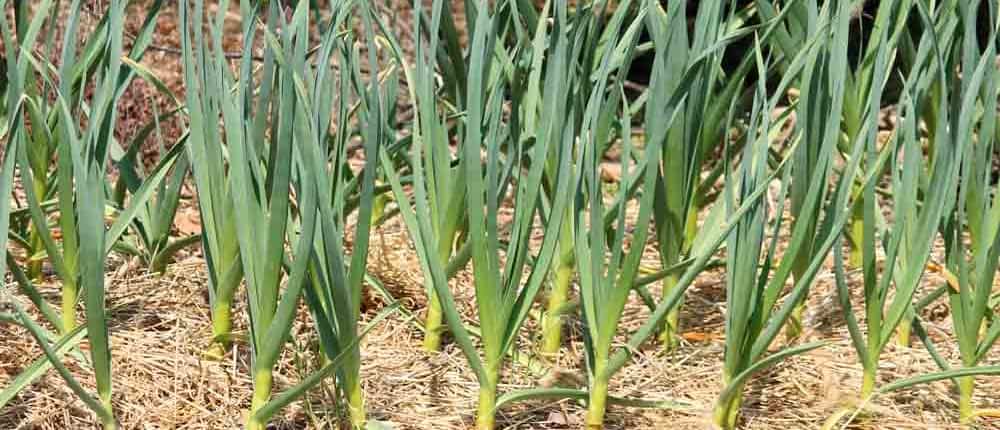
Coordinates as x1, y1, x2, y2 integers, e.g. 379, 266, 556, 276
541, 262, 574, 356
958, 375, 975, 425
61, 280, 78, 334
206, 260, 241, 359
205, 298, 233, 360
27, 228, 44, 280
714, 371, 744, 430
586, 373, 609, 430
786, 261, 810, 341
27, 152, 48, 281
370, 190, 388, 226
897, 310, 913, 348
847, 197, 865, 269
659, 207, 698, 352
246, 368, 274, 430
712, 390, 743, 430
786, 301, 806, 341
423, 293, 445, 352
346, 375, 367, 429
476, 367, 499, 430
658, 274, 682, 351
860, 366, 876, 400
150, 255, 170, 275
424, 235, 456, 352
100, 397, 117, 430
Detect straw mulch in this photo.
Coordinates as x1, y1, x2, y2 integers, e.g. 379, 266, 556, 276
3, 205, 999, 429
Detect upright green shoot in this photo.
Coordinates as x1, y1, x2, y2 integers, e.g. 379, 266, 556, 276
403, 0, 475, 353
181, 0, 315, 426
713, 4, 874, 420
791, 0, 916, 338
903, 3, 1000, 423
574, 2, 806, 427
830, 2, 971, 420
112, 85, 195, 274
646, 0, 757, 350
1, 0, 166, 426
291, 3, 393, 427
385, 1, 577, 426
177, 0, 246, 360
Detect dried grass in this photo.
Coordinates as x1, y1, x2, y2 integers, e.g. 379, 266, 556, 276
4, 211, 998, 429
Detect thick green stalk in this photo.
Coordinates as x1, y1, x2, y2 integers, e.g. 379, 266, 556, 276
958, 375, 975, 425
860, 365, 876, 400
896, 308, 913, 348
842, 75, 864, 272
541, 262, 573, 355
846, 189, 865, 268
27, 231, 44, 279
346, 374, 366, 429
657, 274, 682, 350
60, 280, 78, 334
585, 375, 609, 430
205, 298, 233, 360
712, 396, 742, 430
370, 190, 388, 226
861, 290, 881, 401
712, 377, 743, 430
659, 206, 697, 350
26, 173, 47, 280
785, 264, 809, 341
149, 253, 170, 275
476, 364, 500, 430
205, 259, 241, 359
340, 337, 367, 430
423, 231, 456, 352
100, 397, 117, 430
785, 224, 815, 341
541, 223, 574, 356
246, 367, 274, 430
423, 294, 445, 352
786, 305, 806, 341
